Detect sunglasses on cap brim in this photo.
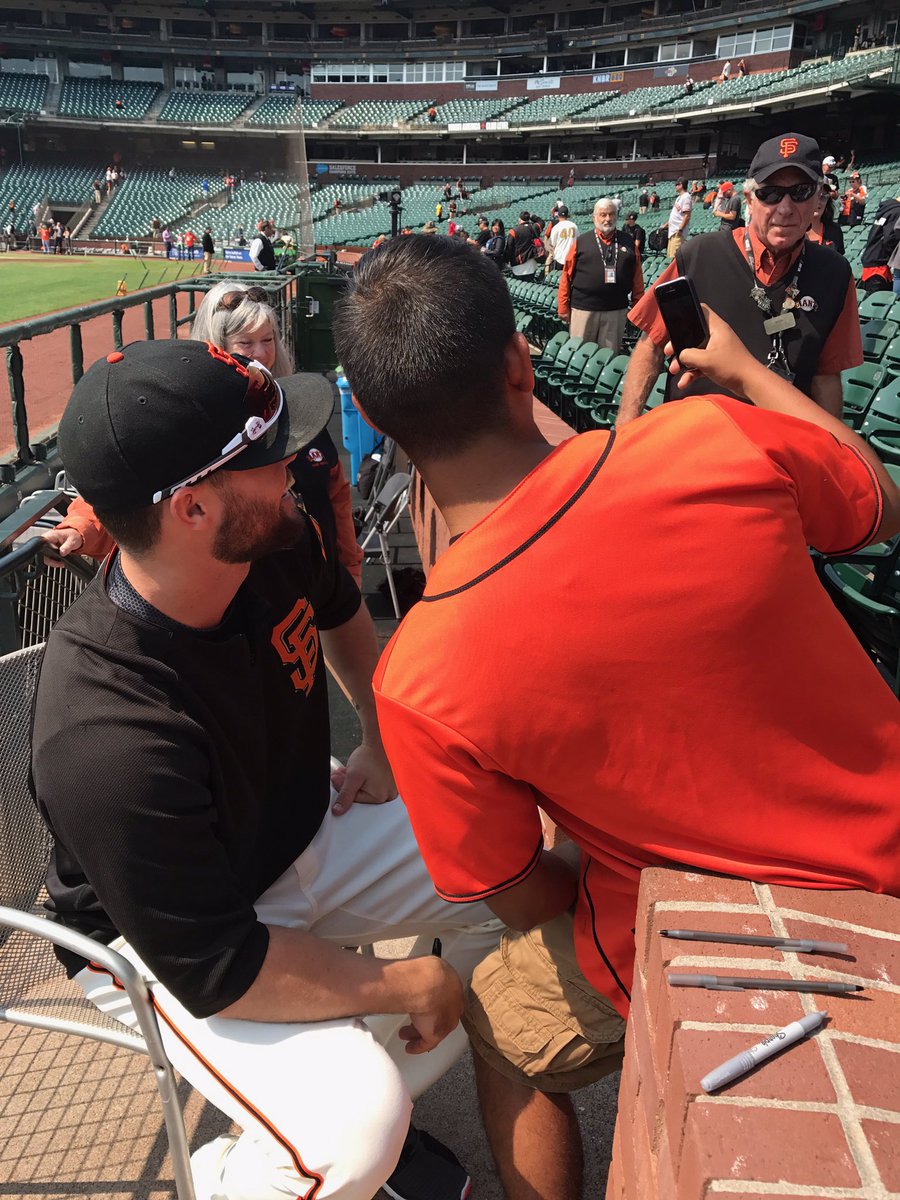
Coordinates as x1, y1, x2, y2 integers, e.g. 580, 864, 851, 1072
754, 182, 819, 206
215, 286, 271, 312
151, 360, 285, 504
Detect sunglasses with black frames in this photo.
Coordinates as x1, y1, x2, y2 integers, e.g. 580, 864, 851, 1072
753, 182, 819, 206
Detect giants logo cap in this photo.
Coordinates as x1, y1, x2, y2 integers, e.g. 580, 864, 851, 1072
749, 132, 823, 184
59, 339, 334, 510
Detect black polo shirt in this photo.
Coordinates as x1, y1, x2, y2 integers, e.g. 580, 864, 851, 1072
31, 517, 360, 1018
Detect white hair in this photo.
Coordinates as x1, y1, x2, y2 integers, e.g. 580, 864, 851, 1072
593, 197, 619, 219
190, 280, 293, 376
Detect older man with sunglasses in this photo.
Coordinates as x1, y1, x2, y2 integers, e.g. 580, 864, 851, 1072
618, 132, 862, 424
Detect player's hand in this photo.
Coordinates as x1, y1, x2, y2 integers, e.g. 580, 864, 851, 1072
41, 526, 85, 561
664, 305, 762, 398
331, 742, 396, 815
398, 957, 465, 1055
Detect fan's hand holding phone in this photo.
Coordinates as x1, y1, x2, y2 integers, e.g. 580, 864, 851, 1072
654, 277, 709, 358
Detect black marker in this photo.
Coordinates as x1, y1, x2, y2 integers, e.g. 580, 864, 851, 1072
431, 937, 442, 958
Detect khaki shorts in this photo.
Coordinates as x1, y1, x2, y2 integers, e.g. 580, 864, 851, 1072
666, 233, 684, 259
463, 910, 626, 1093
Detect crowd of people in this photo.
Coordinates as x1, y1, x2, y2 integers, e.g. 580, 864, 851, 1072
22, 129, 900, 1200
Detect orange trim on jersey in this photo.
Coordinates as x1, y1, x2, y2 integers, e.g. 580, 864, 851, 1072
86, 963, 324, 1198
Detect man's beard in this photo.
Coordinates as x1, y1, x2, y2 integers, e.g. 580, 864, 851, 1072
212, 486, 307, 565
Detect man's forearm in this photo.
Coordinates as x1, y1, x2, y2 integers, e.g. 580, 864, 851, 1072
617, 334, 665, 426
485, 851, 578, 932
219, 925, 457, 1024
809, 372, 843, 419
321, 602, 382, 743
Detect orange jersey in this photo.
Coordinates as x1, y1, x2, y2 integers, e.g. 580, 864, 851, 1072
374, 399, 898, 1017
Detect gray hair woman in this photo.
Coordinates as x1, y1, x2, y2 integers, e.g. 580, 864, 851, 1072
190, 280, 293, 377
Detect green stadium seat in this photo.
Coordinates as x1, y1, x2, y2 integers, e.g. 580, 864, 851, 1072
841, 362, 886, 428
532, 332, 570, 401
821, 562, 900, 697
59, 78, 160, 120
861, 377, 900, 464
159, 90, 253, 125
858, 292, 896, 321
0, 71, 48, 113
544, 337, 584, 411
861, 320, 899, 363
557, 341, 600, 422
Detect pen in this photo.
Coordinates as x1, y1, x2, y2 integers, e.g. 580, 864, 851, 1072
431, 937, 442, 958
660, 929, 848, 955
668, 973, 862, 994
700, 1011, 828, 1093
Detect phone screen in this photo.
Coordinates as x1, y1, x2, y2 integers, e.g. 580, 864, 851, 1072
655, 277, 708, 357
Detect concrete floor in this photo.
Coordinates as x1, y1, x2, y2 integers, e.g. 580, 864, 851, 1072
0, 405, 621, 1200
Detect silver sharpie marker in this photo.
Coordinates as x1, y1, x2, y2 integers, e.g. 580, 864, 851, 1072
660, 929, 848, 955
700, 1011, 828, 1093
668, 973, 861, 994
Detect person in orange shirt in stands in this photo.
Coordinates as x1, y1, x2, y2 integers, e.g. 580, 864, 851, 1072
184, 228, 196, 260
332, 232, 900, 1200
843, 171, 868, 226
619, 131, 861, 422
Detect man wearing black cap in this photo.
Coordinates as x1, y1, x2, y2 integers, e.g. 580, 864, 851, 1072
546, 203, 577, 272
620, 131, 862, 423
506, 210, 541, 277
30, 341, 500, 1200
621, 210, 645, 256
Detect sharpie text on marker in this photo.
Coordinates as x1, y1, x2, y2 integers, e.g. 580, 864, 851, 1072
700, 1011, 828, 1093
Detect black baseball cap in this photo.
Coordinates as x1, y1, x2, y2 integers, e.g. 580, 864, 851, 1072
749, 133, 823, 184
59, 339, 334, 510
557, 205, 569, 217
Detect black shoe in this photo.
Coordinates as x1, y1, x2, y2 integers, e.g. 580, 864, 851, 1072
383, 1125, 471, 1200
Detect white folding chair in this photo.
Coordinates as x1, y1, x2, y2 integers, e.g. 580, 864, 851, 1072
0, 644, 196, 1200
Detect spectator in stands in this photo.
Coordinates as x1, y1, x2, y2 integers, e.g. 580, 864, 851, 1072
649, 190, 660, 212
423, 220, 437, 236
822, 155, 839, 189
161, 227, 173, 259
250, 220, 277, 271
105, 166, 114, 195
443, 182, 453, 201
713, 181, 743, 230
720, 59, 732, 82
333, 196, 343, 213
807, 188, 844, 254
566, 166, 576, 187
92, 179, 103, 205
39, 224, 50, 254
690, 180, 705, 202
844, 172, 868, 226
469, 215, 492, 250
622, 210, 645, 256
435, 200, 444, 223
483, 218, 506, 267
34, 338, 499, 1200
859, 195, 900, 292
447, 216, 458, 238
201, 178, 210, 200
427, 106, 437, 122
234, 224, 246, 246
737, 57, 748, 76
683, 74, 694, 95
547, 204, 578, 272
201, 226, 215, 275
638, 187, 649, 213
168, 166, 176, 181
620, 132, 862, 423
557, 197, 643, 352
662, 178, 692, 259
114, 96, 124, 111
506, 210, 541, 278
703, 185, 717, 209
184, 228, 196, 260
332, 232, 900, 1200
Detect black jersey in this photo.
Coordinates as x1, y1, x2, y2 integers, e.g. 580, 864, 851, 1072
31, 516, 360, 1018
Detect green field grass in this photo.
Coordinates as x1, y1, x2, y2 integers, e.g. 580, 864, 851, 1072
0, 255, 216, 325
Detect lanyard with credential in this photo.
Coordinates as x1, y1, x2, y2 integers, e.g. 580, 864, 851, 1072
744, 232, 805, 382
594, 230, 619, 284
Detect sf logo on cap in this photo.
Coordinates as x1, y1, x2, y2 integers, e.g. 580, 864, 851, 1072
779, 137, 799, 159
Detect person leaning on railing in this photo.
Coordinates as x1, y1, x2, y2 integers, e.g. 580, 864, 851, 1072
42, 281, 363, 586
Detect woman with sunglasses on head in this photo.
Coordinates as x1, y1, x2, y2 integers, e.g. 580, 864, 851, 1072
43, 281, 363, 587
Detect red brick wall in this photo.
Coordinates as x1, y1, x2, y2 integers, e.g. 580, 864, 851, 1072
607, 867, 900, 1199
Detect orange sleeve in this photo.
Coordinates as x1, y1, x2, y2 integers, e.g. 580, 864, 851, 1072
631, 245, 645, 303
816, 279, 864, 376
59, 496, 115, 560
557, 242, 576, 317
626, 258, 680, 345
327, 461, 363, 587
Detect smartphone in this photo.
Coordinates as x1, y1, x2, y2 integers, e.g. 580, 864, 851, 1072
654, 276, 709, 357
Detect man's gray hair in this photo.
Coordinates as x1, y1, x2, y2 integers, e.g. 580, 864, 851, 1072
593, 197, 619, 219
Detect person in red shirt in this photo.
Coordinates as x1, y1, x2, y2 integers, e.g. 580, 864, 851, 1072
333, 233, 900, 1200
619, 132, 862, 424
184, 228, 196, 260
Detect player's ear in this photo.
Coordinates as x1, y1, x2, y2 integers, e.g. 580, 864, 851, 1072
504, 332, 534, 399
